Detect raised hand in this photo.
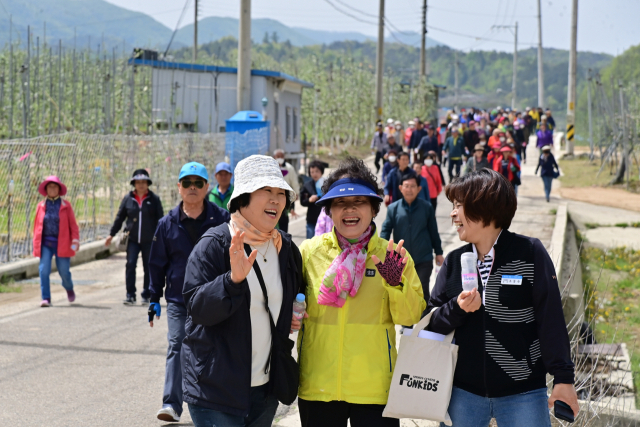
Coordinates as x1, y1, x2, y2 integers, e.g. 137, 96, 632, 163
371, 238, 408, 287
229, 229, 258, 284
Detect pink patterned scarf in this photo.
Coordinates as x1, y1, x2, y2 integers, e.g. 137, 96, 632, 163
318, 226, 373, 308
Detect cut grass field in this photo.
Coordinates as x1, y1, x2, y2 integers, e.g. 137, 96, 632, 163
580, 244, 640, 406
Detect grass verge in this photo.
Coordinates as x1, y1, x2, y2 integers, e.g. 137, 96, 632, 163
580, 245, 640, 406
559, 158, 640, 191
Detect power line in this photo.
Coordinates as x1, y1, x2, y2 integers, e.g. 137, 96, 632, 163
322, 0, 378, 26
427, 24, 536, 46
165, 0, 192, 57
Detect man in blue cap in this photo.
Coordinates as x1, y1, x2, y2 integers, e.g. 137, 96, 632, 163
148, 162, 230, 423
207, 162, 234, 211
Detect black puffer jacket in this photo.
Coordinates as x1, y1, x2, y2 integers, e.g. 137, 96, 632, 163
299, 179, 323, 226
109, 190, 164, 244
182, 224, 303, 417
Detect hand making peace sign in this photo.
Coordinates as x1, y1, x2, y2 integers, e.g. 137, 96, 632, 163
229, 228, 258, 284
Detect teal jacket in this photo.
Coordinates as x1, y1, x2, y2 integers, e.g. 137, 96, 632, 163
208, 185, 233, 211
380, 197, 443, 264
443, 136, 466, 159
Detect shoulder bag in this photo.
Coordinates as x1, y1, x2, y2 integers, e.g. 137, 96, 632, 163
244, 245, 299, 405
114, 230, 129, 252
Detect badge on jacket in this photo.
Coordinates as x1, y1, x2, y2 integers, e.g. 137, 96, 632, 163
501, 275, 522, 285
366, 269, 376, 277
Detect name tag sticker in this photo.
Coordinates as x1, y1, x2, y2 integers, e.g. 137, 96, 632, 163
365, 269, 376, 277
501, 275, 523, 285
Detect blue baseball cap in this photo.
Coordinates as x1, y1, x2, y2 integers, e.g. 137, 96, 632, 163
215, 162, 232, 174
178, 162, 209, 182
315, 178, 383, 206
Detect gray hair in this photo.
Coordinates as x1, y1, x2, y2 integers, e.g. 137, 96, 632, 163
273, 148, 285, 156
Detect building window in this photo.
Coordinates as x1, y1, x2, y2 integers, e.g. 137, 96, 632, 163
293, 108, 298, 141
286, 107, 291, 142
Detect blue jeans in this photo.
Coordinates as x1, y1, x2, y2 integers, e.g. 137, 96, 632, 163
163, 303, 187, 416
542, 176, 553, 200
443, 386, 551, 427
306, 223, 315, 239
188, 383, 279, 427
39, 244, 74, 301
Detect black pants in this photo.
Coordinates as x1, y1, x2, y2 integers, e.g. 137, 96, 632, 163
430, 197, 438, 213
298, 398, 399, 427
125, 240, 152, 299
278, 211, 290, 233
448, 158, 462, 181
374, 151, 385, 173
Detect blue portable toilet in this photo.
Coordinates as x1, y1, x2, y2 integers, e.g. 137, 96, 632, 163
225, 111, 271, 178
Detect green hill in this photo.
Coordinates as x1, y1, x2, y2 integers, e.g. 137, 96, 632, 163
0, 0, 172, 50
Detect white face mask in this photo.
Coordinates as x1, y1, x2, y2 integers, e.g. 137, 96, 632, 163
425, 159, 434, 167
276, 157, 285, 165
388, 156, 397, 163
499, 137, 506, 143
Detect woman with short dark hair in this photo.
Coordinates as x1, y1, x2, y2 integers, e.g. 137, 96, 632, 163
295, 157, 425, 427
427, 169, 578, 427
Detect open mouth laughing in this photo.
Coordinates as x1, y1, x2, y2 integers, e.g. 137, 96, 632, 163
342, 216, 361, 227
264, 209, 277, 219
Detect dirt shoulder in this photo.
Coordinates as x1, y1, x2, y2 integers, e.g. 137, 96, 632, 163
560, 187, 640, 213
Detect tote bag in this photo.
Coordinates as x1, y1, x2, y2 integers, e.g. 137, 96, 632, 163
382, 309, 458, 425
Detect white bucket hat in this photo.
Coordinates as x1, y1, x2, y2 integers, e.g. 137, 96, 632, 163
227, 155, 296, 209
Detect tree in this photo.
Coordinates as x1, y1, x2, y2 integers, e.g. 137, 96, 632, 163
262, 32, 269, 45
272, 31, 279, 44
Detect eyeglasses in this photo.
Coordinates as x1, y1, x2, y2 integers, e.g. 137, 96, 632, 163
180, 179, 206, 189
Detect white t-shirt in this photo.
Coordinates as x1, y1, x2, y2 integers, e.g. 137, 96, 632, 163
240, 231, 284, 386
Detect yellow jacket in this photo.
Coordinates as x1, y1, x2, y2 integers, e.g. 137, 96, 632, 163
297, 230, 426, 405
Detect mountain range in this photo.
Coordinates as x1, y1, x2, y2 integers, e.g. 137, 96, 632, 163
0, 0, 444, 51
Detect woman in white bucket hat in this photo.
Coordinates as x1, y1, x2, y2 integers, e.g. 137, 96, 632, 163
181, 155, 304, 427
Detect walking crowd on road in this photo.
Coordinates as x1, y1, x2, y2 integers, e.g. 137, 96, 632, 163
28, 104, 577, 427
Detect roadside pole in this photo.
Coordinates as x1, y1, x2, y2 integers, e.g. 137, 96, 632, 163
565, 0, 578, 156
375, 0, 385, 122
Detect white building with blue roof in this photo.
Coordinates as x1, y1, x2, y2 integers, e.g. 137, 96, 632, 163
129, 58, 314, 156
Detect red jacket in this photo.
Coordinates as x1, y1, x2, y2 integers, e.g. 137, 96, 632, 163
421, 164, 443, 198
492, 155, 521, 182
33, 198, 80, 258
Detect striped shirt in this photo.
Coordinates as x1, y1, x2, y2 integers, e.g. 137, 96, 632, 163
472, 230, 502, 305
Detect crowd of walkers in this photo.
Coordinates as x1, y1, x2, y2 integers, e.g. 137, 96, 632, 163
29, 104, 577, 427
372, 105, 561, 200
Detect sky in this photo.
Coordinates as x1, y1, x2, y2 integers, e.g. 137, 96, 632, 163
104, 0, 637, 56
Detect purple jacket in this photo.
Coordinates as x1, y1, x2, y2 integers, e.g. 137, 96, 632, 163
536, 130, 553, 148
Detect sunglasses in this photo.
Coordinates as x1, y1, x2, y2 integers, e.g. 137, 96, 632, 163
180, 179, 206, 189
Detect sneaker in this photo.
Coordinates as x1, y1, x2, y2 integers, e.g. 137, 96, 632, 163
141, 296, 150, 304
67, 290, 76, 303
123, 295, 137, 305
156, 406, 180, 422
40, 299, 51, 307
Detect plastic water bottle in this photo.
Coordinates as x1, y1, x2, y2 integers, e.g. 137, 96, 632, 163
292, 293, 306, 331
461, 252, 478, 292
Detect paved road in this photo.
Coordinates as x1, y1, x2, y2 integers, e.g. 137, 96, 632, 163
0, 147, 554, 426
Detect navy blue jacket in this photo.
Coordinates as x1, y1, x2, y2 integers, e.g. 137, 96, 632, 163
149, 202, 230, 304
384, 166, 428, 203
181, 224, 303, 416
417, 134, 440, 156
409, 128, 428, 149
535, 153, 559, 178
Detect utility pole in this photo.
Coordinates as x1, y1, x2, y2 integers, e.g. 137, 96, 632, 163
375, 0, 385, 122
565, 0, 578, 156
237, 0, 251, 111
419, 0, 427, 78
193, 0, 198, 62
536, 0, 545, 108
454, 51, 459, 110
493, 23, 518, 110
587, 69, 594, 161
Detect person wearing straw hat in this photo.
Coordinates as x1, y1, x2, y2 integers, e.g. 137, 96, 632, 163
294, 157, 425, 427
32, 176, 80, 307
106, 169, 164, 305
463, 144, 490, 176
148, 162, 230, 423
181, 155, 302, 426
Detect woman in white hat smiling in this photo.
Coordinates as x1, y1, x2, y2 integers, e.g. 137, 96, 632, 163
181, 155, 303, 427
